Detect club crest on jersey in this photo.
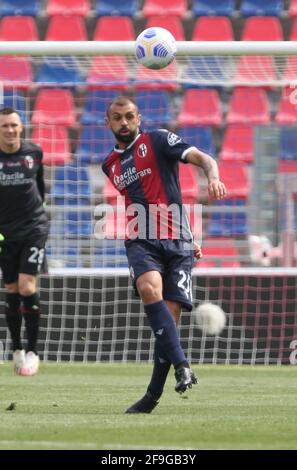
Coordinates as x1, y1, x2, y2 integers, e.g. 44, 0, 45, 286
24, 155, 34, 169
167, 132, 182, 146
137, 143, 147, 158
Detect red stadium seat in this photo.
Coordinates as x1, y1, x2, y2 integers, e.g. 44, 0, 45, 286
46, 0, 91, 16
218, 162, 250, 199
142, 0, 187, 17
46, 15, 87, 41
135, 61, 178, 91
220, 125, 254, 164
226, 87, 270, 125
179, 163, 199, 204
32, 89, 76, 126
31, 126, 71, 165
87, 56, 129, 90
289, 0, 297, 17
198, 238, 241, 268
0, 56, 32, 90
93, 16, 135, 41
275, 87, 297, 125
145, 16, 185, 41
0, 16, 38, 41
235, 56, 277, 86
290, 17, 297, 39
241, 16, 283, 41
192, 16, 234, 41
178, 89, 222, 127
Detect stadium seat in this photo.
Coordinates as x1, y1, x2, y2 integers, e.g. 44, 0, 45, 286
92, 241, 128, 267
179, 163, 199, 204
64, 199, 92, 238
136, 91, 172, 129
241, 17, 283, 41
178, 89, 222, 127
290, 17, 297, 40
81, 91, 117, 125
275, 87, 297, 125
192, 0, 235, 16
45, 15, 87, 41
2, 90, 26, 124
235, 56, 277, 86
47, 244, 83, 268
31, 126, 71, 165
142, 0, 187, 17
0, 16, 38, 41
192, 16, 234, 41
51, 164, 91, 200
279, 127, 297, 160
93, 16, 134, 41
32, 89, 76, 127
0, 0, 40, 16
220, 125, 254, 164
46, 0, 91, 16
218, 161, 250, 199
283, 57, 297, 84
75, 125, 114, 164
95, 0, 138, 16
145, 16, 185, 41
289, 0, 297, 16
199, 238, 241, 267
135, 61, 178, 91
207, 200, 248, 237
87, 56, 129, 90
226, 87, 270, 125
0, 56, 33, 90
240, 0, 283, 17
36, 56, 83, 86
178, 126, 215, 157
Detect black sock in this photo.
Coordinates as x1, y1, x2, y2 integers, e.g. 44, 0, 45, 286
5, 293, 22, 351
147, 341, 171, 400
21, 293, 40, 354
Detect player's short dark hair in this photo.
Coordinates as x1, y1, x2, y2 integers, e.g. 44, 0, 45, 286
106, 95, 138, 117
0, 107, 19, 116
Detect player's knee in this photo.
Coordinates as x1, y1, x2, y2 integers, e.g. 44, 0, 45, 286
18, 284, 36, 297
137, 281, 162, 303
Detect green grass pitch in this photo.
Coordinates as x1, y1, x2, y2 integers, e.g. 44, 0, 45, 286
0, 363, 296, 450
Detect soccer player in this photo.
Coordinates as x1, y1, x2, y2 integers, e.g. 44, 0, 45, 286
103, 96, 226, 413
0, 108, 49, 376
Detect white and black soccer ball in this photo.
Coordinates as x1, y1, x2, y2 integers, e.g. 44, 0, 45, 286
194, 302, 227, 336
135, 27, 176, 70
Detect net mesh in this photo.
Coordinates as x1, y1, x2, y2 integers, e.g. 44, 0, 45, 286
0, 44, 297, 364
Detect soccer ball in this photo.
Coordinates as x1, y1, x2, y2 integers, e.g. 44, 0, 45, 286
194, 302, 227, 336
135, 27, 176, 70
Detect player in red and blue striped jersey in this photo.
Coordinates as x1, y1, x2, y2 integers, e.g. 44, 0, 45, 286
103, 96, 226, 413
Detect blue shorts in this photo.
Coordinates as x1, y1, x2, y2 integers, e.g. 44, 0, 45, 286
125, 239, 195, 311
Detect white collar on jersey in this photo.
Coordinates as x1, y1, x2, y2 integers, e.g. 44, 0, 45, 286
113, 131, 142, 153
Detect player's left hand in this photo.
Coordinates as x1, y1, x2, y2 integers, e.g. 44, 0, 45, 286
208, 179, 227, 200
194, 242, 203, 260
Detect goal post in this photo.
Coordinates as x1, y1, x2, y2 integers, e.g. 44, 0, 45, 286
0, 41, 297, 365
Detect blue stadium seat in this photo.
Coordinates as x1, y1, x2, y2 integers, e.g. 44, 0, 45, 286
136, 91, 172, 129
51, 164, 91, 200
81, 91, 117, 125
240, 0, 284, 17
207, 200, 248, 237
183, 56, 228, 88
75, 125, 114, 164
280, 127, 297, 160
192, 0, 235, 16
92, 241, 128, 268
65, 199, 92, 238
178, 126, 215, 157
95, 0, 138, 16
36, 57, 84, 87
2, 90, 26, 124
47, 244, 83, 268
0, 0, 40, 16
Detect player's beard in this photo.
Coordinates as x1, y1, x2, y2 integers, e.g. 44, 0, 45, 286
114, 128, 138, 144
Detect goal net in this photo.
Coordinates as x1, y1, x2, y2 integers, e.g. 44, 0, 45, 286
0, 41, 296, 365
